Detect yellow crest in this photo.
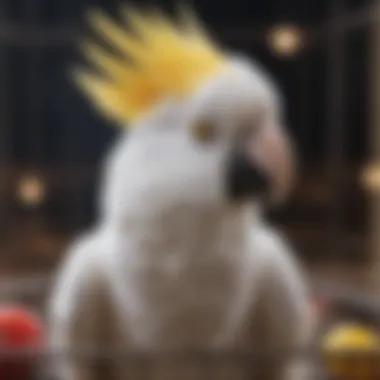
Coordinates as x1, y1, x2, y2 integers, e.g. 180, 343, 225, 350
72, 6, 226, 125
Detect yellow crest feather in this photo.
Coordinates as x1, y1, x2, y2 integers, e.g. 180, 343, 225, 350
73, 6, 226, 125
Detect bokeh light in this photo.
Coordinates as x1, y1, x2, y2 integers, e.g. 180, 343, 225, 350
18, 176, 46, 207
267, 24, 304, 57
361, 163, 380, 193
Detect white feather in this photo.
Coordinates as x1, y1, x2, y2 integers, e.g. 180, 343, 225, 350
49, 56, 311, 380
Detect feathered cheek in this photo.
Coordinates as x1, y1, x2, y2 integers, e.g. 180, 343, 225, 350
248, 123, 296, 202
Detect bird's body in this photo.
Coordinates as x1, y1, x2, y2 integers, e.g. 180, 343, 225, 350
49, 7, 311, 380
50, 213, 309, 380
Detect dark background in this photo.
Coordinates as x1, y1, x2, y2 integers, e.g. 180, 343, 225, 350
3, 0, 370, 163
0, 0, 375, 274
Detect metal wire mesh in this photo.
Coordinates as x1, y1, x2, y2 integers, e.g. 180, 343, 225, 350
1, 274, 380, 380
0, 344, 326, 380
4, 346, 380, 380
0, 0, 375, 270
0, 1, 378, 379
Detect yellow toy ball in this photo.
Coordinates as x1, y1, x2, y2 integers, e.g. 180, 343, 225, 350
322, 322, 380, 380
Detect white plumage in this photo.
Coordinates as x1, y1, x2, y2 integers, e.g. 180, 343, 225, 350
49, 38, 311, 380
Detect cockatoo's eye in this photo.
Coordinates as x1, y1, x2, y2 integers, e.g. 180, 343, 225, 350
191, 120, 218, 144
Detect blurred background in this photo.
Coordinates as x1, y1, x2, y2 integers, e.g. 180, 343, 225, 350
0, 0, 379, 304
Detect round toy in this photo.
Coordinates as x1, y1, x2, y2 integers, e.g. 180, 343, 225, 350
0, 306, 44, 380
321, 322, 380, 380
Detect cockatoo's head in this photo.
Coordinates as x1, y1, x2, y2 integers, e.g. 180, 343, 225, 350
74, 7, 295, 215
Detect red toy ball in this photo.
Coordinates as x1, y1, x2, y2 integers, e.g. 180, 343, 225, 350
0, 306, 44, 380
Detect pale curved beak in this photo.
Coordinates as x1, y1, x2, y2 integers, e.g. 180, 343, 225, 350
248, 123, 296, 203
225, 121, 296, 204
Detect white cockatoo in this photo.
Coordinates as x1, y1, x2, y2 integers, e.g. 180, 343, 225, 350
49, 6, 312, 380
